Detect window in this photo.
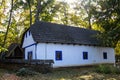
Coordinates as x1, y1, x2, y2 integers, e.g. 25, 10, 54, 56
55, 51, 62, 60
28, 51, 33, 60
83, 52, 88, 60
29, 31, 31, 36
25, 33, 27, 38
103, 52, 107, 59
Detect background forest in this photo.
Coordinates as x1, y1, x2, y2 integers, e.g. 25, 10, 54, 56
0, 0, 120, 55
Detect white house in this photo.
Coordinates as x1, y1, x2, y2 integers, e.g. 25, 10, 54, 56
22, 21, 115, 68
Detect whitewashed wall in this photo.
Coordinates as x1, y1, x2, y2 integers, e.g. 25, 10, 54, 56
37, 43, 115, 68
22, 32, 115, 68
24, 45, 36, 59
22, 31, 35, 48
22, 31, 36, 59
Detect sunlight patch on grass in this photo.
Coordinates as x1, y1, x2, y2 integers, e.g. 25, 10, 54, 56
106, 78, 116, 80
60, 78, 66, 80
79, 75, 93, 79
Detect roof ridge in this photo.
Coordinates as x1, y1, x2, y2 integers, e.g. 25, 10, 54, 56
32, 21, 98, 32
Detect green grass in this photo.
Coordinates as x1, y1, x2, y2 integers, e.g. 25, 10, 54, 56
95, 65, 120, 74
1, 67, 120, 80
21, 68, 83, 80
0, 69, 8, 77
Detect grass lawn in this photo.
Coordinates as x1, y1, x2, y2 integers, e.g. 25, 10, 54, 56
0, 67, 120, 80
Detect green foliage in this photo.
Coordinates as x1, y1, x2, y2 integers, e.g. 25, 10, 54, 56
92, 0, 120, 47
115, 41, 120, 55
0, 0, 57, 50
16, 68, 38, 76
52, 1, 71, 25
40, 0, 56, 22
0, 46, 7, 52
0, 0, 119, 51
71, 0, 98, 29
95, 65, 120, 74
95, 65, 111, 74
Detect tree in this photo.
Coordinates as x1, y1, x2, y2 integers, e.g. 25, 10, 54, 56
81, 0, 92, 29
71, 0, 98, 29
34, 0, 56, 22
60, 2, 69, 25
53, 1, 70, 25
3, 0, 13, 48
115, 41, 120, 55
92, 0, 120, 47
70, 1, 88, 28
35, 0, 41, 22
26, 0, 32, 26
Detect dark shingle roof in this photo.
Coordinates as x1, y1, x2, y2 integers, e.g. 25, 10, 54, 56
29, 21, 100, 46
6, 43, 23, 57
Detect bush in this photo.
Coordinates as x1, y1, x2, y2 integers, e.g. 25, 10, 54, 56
16, 68, 38, 76
95, 65, 111, 74
95, 64, 120, 74
111, 66, 120, 74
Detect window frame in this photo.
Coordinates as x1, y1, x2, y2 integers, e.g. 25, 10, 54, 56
55, 51, 62, 61
83, 52, 88, 60
103, 52, 107, 59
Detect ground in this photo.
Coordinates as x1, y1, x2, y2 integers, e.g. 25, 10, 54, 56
0, 67, 120, 80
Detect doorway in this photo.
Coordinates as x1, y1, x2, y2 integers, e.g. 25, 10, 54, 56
28, 51, 33, 60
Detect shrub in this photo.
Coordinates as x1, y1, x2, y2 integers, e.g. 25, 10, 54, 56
16, 68, 38, 76
95, 64, 120, 74
111, 66, 120, 74
95, 65, 111, 74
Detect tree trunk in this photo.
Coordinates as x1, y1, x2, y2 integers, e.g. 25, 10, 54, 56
64, 3, 68, 25
35, 0, 41, 23
27, 0, 32, 26
88, 13, 92, 29
2, 0, 13, 47
88, 0, 92, 29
